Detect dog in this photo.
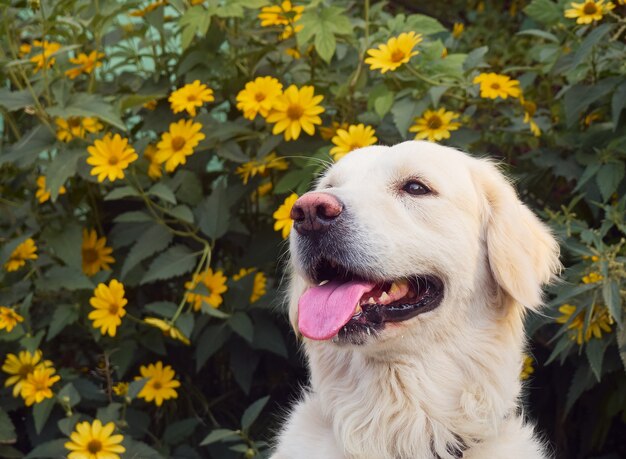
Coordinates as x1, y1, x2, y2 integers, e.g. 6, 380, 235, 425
270, 141, 561, 459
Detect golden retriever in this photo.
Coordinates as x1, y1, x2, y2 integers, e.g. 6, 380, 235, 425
270, 141, 560, 459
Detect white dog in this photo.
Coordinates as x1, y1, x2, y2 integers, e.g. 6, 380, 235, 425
270, 141, 560, 459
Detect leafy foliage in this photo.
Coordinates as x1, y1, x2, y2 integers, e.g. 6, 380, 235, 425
0, 0, 625, 458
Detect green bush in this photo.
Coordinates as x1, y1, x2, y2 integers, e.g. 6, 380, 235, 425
0, 0, 624, 457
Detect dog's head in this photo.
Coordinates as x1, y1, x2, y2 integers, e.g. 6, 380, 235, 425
287, 141, 560, 350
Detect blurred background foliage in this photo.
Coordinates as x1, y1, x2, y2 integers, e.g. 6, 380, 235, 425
0, 0, 625, 458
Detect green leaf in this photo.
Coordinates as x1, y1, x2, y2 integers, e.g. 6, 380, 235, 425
36, 266, 94, 292
405, 14, 446, 35
585, 338, 608, 381
120, 94, 165, 111
251, 317, 287, 358
163, 418, 199, 445
0, 125, 56, 168
569, 24, 613, 72
595, 162, 625, 202
315, 24, 337, 63
148, 182, 177, 204
200, 428, 239, 446
105, 185, 141, 201
122, 224, 173, 278
0, 235, 31, 269
114, 211, 153, 223
241, 396, 269, 431
369, 85, 394, 119
0, 407, 16, 444
179, 5, 215, 50
563, 78, 619, 128
121, 438, 164, 459
47, 304, 79, 340
196, 182, 231, 240
523, 0, 562, 26
230, 343, 259, 394
165, 205, 195, 224
58, 383, 81, 408
141, 244, 198, 284
0, 88, 36, 111
611, 81, 626, 128
46, 149, 85, 201
298, 5, 351, 61
602, 279, 622, 323
42, 222, 83, 270
196, 325, 230, 371
58, 414, 81, 436
228, 312, 254, 343
565, 363, 595, 414
47, 92, 126, 131
32, 397, 55, 435
128, 378, 148, 399
0, 445, 22, 458
144, 301, 178, 318
96, 403, 122, 424
24, 439, 67, 459
515, 29, 559, 43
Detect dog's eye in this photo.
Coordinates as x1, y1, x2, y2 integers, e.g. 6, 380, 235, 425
402, 180, 431, 196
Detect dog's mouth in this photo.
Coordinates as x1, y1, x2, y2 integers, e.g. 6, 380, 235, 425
298, 258, 444, 342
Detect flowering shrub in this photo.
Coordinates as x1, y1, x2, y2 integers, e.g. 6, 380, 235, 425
0, 0, 625, 457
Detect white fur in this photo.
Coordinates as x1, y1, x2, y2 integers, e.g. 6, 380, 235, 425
271, 141, 560, 459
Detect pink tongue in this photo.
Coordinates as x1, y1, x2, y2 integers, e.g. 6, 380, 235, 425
298, 280, 376, 340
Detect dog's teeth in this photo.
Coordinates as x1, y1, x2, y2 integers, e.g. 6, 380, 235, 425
354, 304, 362, 314
318, 280, 329, 286
366, 296, 376, 304
378, 292, 390, 303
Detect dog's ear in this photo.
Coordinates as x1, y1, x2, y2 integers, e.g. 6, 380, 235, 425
473, 160, 561, 310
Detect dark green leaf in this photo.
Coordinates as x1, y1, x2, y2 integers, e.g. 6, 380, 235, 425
228, 312, 254, 343
602, 279, 622, 323
523, 0, 562, 26
565, 363, 595, 414
0, 407, 16, 444
24, 439, 67, 459
32, 397, 55, 435
122, 224, 173, 278
128, 378, 148, 400
47, 304, 79, 340
47, 93, 126, 131
47, 149, 85, 201
36, 267, 94, 292
42, 222, 83, 270
96, 403, 122, 424
563, 78, 619, 128
200, 428, 239, 446
241, 396, 269, 431
144, 301, 178, 318
196, 182, 230, 240
163, 418, 199, 445
585, 338, 608, 381
611, 81, 626, 128
58, 383, 81, 408
595, 162, 624, 202
148, 182, 177, 204
196, 325, 230, 372
0, 88, 36, 111
141, 245, 198, 284
105, 186, 141, 201
0, 125, 56, 168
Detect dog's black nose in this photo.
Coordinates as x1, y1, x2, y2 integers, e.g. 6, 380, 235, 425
290, 192, 343, 235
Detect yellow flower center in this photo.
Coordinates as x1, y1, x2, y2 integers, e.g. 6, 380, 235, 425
171, 136, 186, 151
108, 155, 119, 166
254, 92, 266, 102
153, 381, 163, 390
286, 104, 304, 120
583, 2, 598, 14
87, 440, 102, 454
426, 115, 443, 129
67, 117, 81, 128
390, 50, 406, 62
109, 303, 119, 315
34, 379, 48, 391
83, 248, 99, 264
187, 94, 197, 101
490, 82, 500, 90
18, 364, 34, 378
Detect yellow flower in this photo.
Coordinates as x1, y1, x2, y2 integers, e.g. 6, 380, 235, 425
409, 108, 461, 142
20, 366, 60, 406
556, 304, 614, 345
88, 279, 128, 337
4, 238, 38, 272
29, 40, 61, 73
330, 124, 378, 161
266, 85, 324, 141
143, 99, 158, 110
169, 80, 215, 117
279, 23, 304, 40
364, 32, 422, 74
144, 144, 163, 180
258, 1, 304, 27
285, 47, 301, 59
87, 133, 138, 182
155, 119, 206, 173
584, 111, 603, 126
135, 361, 180, 406
233, 268, 267, 303
473, 73, 521, 99
564, 0, 614, 24
520, 97, 541, 137
256, 181, 273, 198
55, 116, 103, 142
236, 76, 284, 120
144, 317, 191, 345
319, 121, 349, 141
0, 306, 24, 333
130, 0, 168, 17
235, 152, 289, 184
520, 354, 534, 380
2, 350, 52, 397
19, 43, 32, 57
65, 50, 104, 79
273, 193, 298, 239
82, 229, 115, 276
35, 176, 67, 204
65, 419, 126, 459
452, 22, 464, 38
185, 268, 228, 311
582, 271, 603, 284
112, 382, 129, 396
